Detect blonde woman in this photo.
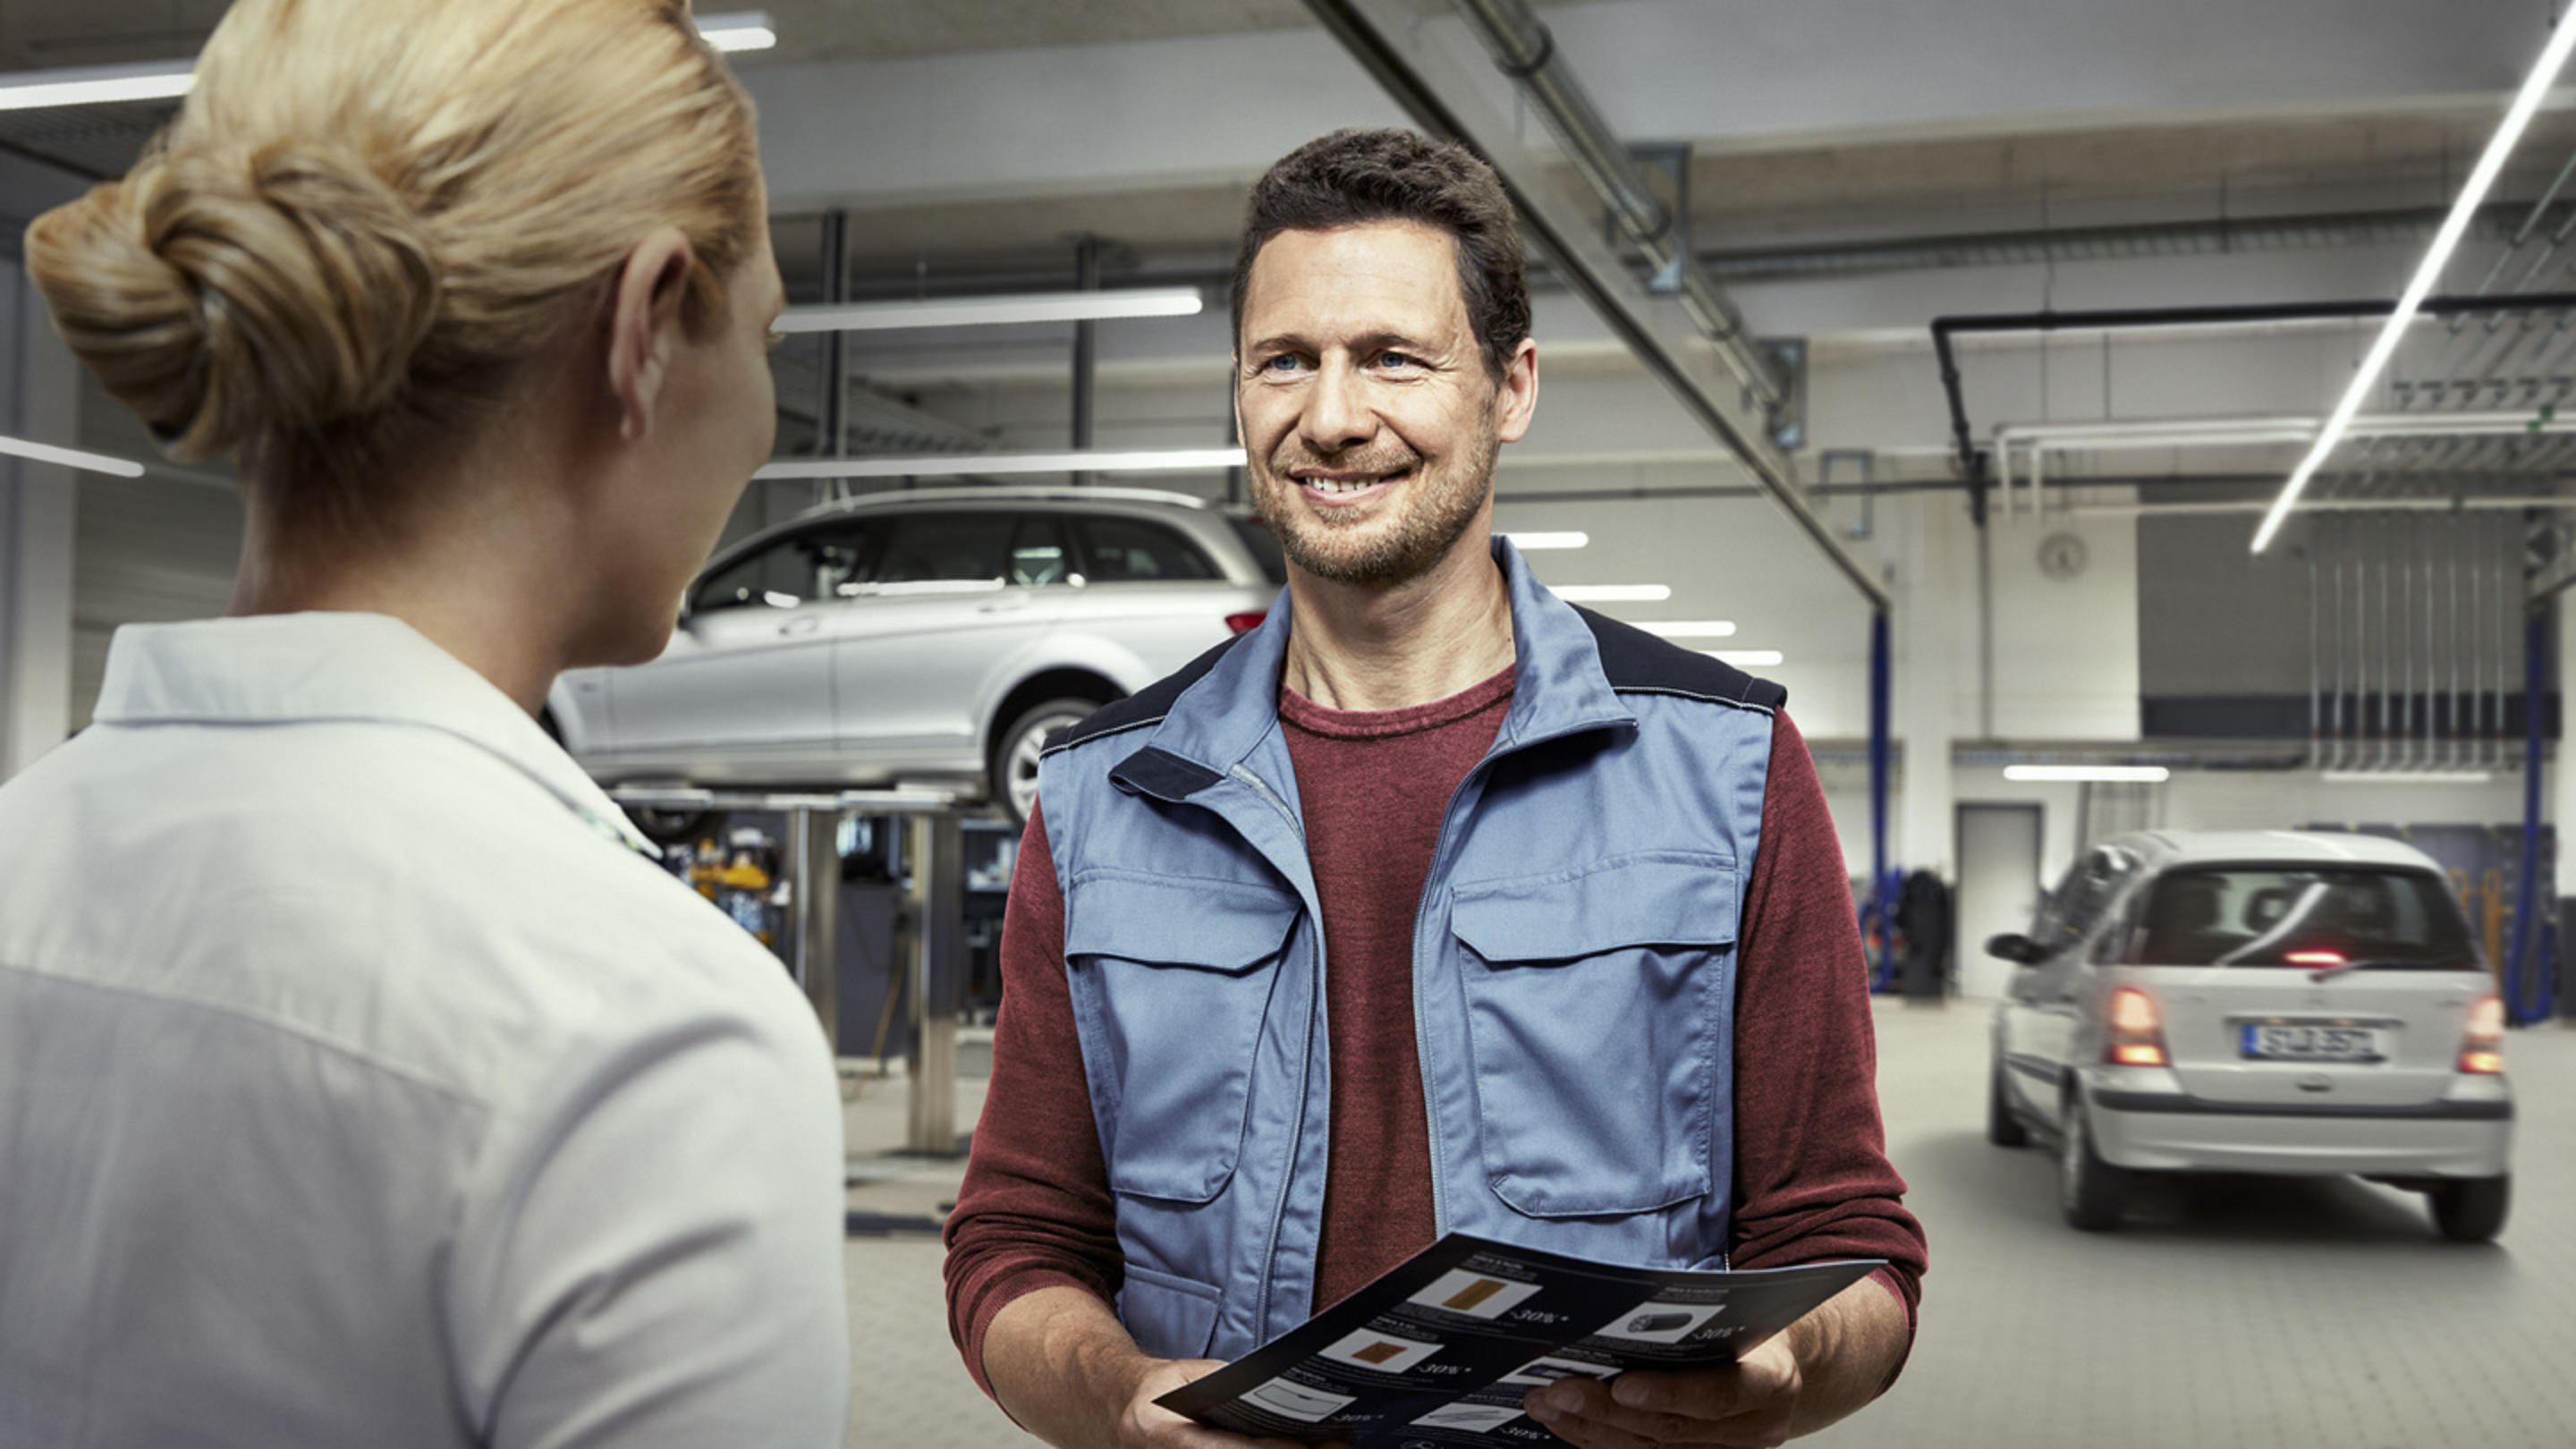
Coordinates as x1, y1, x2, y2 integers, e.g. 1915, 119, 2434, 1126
0, 3, 846, 1445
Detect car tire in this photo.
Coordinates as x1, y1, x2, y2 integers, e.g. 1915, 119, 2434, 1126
2059, 1093, 2128, 1232
990, 695, 1114, 829
1987, 1055, 2030, 1148
2428, 1174, 2510, 1243
630, 807, 720, 850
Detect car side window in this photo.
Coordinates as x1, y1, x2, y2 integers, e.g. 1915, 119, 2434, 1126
2041, 848, 2128, 953
1077, 516, 1219, 582
694, 538, 816, 613
1011, 515, 1073, 588
876, 513, 1014, 586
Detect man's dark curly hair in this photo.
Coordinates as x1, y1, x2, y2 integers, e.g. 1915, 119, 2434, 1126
1230, 128, 1530, 379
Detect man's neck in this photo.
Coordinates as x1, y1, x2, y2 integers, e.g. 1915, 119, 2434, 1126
1278, 535, 1517, 713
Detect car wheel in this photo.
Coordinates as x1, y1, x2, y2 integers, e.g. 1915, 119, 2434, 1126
2059, 1093, 2127, 1232
630, 807, 721, 850
1987, 1055, 2029, 1148
990, 696, 1112, 829
2428, 1174, 2510, 1243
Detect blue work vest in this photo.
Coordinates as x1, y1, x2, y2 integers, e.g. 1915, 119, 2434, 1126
1035, 539, 1783, 1362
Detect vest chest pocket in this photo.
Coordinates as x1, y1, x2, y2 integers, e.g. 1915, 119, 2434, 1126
1064, 870, 1301, 1205
1449, 852, 1739, 1217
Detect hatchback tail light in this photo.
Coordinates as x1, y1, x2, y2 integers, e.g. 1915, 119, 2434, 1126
2460, 994, 2505, 1074
2106, 987, 2169, 1067
1224, 611, 1267, 636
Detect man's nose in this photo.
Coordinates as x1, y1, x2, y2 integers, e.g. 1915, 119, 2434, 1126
1300, 359, 1377, 453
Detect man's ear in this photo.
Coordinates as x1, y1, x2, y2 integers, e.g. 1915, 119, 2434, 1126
606, 228, 699, 444
1494, 337, 1540, 445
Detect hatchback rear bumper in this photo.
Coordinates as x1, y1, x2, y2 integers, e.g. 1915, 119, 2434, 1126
2084, 1080, 2512, 1178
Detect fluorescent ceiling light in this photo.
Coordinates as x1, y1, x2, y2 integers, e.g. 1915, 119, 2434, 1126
2250, 7, 2576, 554
0, 12, 775, 112
757, 448, 1245, 480
2004, 765, 2172, 784
2320, 770, 2496, 785
1504, 531, 1589, 550
0, 60, 193, 111
1703, 649, 1783, 667
1552, 584, 1673, 603
0, 434, 146, 479
775, 288, 1204, 334
697, 11, 777, 52
1638, 620, 1737, 639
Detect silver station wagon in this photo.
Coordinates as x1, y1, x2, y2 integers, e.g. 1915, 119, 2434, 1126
547, 487, 1284, 827
1985, 829, 2513, 1240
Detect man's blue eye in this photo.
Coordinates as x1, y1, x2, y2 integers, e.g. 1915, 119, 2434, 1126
1378, 352, 1418, 369
1264, 355, 1303, 372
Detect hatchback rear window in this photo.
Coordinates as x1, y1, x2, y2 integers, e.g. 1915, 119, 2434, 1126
1227, 515, 1290, 586
2127, 867, 2479, 970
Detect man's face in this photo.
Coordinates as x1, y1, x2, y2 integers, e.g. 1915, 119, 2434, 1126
1234, 221, 1535, 589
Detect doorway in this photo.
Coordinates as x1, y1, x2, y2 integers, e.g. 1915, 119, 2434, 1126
1955, 803, 2044, 999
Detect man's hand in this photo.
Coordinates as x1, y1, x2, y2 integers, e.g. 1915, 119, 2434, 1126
1521, 1275, 1910, 1448
1115, 1358, 1335, 1449
1522, 1338, 1800, 1449
985, 1287, 1344, 1449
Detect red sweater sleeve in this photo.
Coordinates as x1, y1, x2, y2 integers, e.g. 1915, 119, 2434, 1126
941, 803, 1123, 1397
1727, 713, 1928, 1355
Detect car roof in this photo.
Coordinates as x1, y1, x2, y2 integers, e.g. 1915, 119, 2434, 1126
790, 485, 1231, 518
2102, 828, 2444, 873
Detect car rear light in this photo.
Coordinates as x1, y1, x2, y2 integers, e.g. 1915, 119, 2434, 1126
2106, 987, 2169, 1068
1224, 612, 1267, 636
2285, 950, 2344, 966
2460, 994, 2505, 1074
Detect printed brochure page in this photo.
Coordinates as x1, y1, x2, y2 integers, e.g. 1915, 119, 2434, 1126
1155, 1233, 1879, 1446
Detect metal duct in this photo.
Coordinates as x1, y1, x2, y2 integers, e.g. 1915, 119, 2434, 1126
1450, 0, 1788, 417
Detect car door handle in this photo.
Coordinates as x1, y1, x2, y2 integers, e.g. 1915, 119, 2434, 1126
976, 595, 1030, 614
778, 615, 821, 636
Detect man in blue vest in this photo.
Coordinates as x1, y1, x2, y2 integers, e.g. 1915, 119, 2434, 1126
945, 128, 1926, 1449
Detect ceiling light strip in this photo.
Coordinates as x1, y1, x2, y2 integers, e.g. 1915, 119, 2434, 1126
0, 12, 774, 112
2002, 765, 2172, 784
1501, 531, 1589, 549
1639, 621, 1738, 639
1551, 584, 1673, 603
696, 11, 778, 53
775, 288, 1205, 334
2250, 7, 2576, 554
757, 448, 1246, 480
0, 434, 147, 479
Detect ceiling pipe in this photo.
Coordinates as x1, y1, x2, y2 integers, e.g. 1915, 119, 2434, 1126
1447, 0, 1788, 418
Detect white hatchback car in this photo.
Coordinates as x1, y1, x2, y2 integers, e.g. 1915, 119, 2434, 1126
1986, 830, 2512, 1240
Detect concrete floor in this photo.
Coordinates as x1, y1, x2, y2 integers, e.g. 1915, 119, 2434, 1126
841, 1002, 2576, 1449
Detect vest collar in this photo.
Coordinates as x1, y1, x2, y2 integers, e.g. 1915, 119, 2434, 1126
1112, 537, 1636, 802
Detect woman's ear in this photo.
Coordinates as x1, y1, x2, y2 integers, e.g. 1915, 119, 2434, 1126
606, 228, 698, 443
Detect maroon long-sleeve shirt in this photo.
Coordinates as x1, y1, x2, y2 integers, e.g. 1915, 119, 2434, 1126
944, 672, 1925, 1394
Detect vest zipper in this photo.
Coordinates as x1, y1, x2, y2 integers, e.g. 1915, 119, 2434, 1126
1229, 759, 1311, 1340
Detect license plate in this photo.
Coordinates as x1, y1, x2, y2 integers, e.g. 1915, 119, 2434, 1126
2241, 1023, 2381, 1062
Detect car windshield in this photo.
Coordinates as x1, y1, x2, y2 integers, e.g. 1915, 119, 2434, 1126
2127, 866, 2478, 970
1227, 515, 1289, 586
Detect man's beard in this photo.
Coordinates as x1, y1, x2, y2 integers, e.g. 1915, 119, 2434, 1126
1259, 415, 1498, 589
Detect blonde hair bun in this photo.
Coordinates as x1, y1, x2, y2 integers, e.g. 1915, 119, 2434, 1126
32, 143, 442, 462
21, 0, 758, 510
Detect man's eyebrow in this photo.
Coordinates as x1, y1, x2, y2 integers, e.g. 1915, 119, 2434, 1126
1244, 330, 1441, 355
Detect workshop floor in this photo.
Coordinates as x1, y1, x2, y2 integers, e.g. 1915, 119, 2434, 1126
841, 1004, 2576, 1449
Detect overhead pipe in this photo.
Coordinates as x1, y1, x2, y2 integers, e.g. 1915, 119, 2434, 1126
1450, 0, 1790, 419
1932, 292, 2576, 508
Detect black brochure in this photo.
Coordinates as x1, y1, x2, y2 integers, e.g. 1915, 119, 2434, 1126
1155, 1233, 1880, 1446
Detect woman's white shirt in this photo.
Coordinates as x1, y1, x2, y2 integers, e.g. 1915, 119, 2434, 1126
0, 613, 849, 1448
